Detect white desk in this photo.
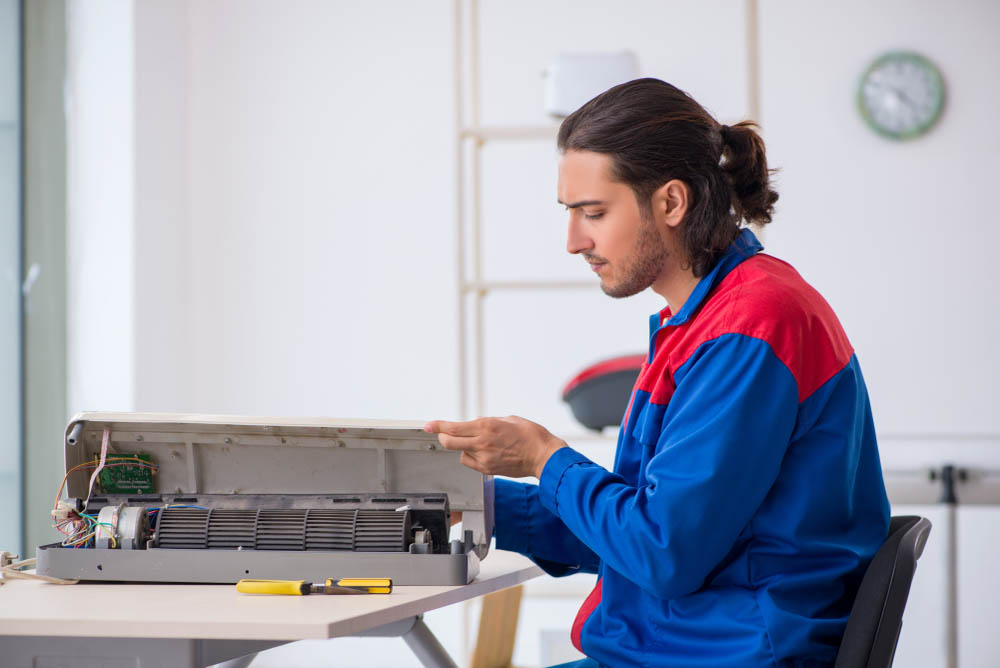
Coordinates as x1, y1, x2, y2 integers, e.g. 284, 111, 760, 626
0, 550, 543, 668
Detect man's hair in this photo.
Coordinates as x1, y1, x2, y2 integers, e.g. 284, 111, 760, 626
557, 78, 779, 277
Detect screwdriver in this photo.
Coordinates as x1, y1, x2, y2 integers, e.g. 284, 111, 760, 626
236, 577, 392, 595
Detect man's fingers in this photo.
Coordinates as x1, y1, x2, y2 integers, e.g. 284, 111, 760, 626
461, 451, 486, 473
436, 433, 479, 452
424, 419, 482, 437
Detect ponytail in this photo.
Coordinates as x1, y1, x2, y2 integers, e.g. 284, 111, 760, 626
718, 121, 778, 227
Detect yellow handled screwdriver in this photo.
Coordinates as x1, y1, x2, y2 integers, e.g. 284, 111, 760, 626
236, 578, 392, 595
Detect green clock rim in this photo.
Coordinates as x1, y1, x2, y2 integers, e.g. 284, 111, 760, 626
856, 50, 945, 141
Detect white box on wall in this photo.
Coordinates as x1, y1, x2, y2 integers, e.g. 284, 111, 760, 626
543, 51, 640, 117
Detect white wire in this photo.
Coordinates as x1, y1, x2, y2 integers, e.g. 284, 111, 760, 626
0, 558, 78, 585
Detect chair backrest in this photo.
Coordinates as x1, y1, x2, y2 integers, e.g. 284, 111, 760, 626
834, 515, 932, 668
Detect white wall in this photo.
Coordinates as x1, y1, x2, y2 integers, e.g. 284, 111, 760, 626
65, 0, 135, 414
63, 1, 1000, 666
65, 0, 460, 421
133, 0, 191, 411
135, 0, 460, 422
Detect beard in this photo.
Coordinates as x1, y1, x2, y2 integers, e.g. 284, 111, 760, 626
594, 212, 669, 299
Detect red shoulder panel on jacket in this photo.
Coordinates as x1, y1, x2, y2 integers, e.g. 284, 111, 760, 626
659, 255, 854, 404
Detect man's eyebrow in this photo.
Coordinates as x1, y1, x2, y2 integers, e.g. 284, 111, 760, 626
558, 199, 605, 208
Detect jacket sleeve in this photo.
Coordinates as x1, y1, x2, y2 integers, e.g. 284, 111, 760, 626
537, 333, 799, 599
493, 477, 601, 577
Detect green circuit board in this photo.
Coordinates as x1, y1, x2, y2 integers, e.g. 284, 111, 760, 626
98, 453, 156, 494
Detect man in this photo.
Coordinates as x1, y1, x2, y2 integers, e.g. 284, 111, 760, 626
426, 78, 889, 667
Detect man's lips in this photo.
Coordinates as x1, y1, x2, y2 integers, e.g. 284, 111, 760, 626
588, 261, 606, 274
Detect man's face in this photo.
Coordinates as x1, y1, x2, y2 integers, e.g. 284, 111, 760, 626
557, 150, 669, 298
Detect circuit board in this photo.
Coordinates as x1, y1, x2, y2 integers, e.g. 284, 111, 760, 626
98, 453, 156, 493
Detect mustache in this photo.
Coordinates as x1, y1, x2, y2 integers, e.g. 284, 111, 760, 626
583, 253, 608, 264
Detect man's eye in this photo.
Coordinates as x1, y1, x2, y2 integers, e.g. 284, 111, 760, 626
583, 212, 604, 221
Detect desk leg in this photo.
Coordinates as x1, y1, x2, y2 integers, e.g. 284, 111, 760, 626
210, 653, 258, 668
402, 618, 460, 668
359, 615, 459, 668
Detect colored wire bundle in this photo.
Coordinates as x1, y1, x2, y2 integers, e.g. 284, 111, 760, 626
53, 512, 118, 549
51, 456, 159, 548
53, 512, 96, 548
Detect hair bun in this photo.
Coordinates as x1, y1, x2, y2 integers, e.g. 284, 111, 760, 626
719, 121, 778, 227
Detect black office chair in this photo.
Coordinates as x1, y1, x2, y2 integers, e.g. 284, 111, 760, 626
834, 515, 932, 668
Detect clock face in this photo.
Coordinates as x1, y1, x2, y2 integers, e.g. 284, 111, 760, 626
858, 51, 945, 140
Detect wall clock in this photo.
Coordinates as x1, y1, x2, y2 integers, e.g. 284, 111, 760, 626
857, 51, 945, 140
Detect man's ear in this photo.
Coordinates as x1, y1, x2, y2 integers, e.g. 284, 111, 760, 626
652, 179, 690, 229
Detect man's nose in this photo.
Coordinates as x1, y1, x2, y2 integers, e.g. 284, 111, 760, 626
566, 216, 593, 255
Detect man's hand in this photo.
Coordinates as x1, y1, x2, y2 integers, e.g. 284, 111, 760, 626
424, 416, 566, 479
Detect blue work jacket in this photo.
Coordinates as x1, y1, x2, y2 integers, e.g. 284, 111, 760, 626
494, 229, 890, 667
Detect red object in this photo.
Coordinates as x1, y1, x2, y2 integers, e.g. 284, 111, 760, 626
561, 354, 646, 399
562, 354, 647, 431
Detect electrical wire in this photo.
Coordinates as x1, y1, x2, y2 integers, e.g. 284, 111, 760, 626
0, 558, 78, 586
83, 427, 113, 507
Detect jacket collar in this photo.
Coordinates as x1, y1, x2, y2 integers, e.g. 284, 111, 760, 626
647, 228, 763, 346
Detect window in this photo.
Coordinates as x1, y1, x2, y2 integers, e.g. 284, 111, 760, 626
0, 0, 22, 554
